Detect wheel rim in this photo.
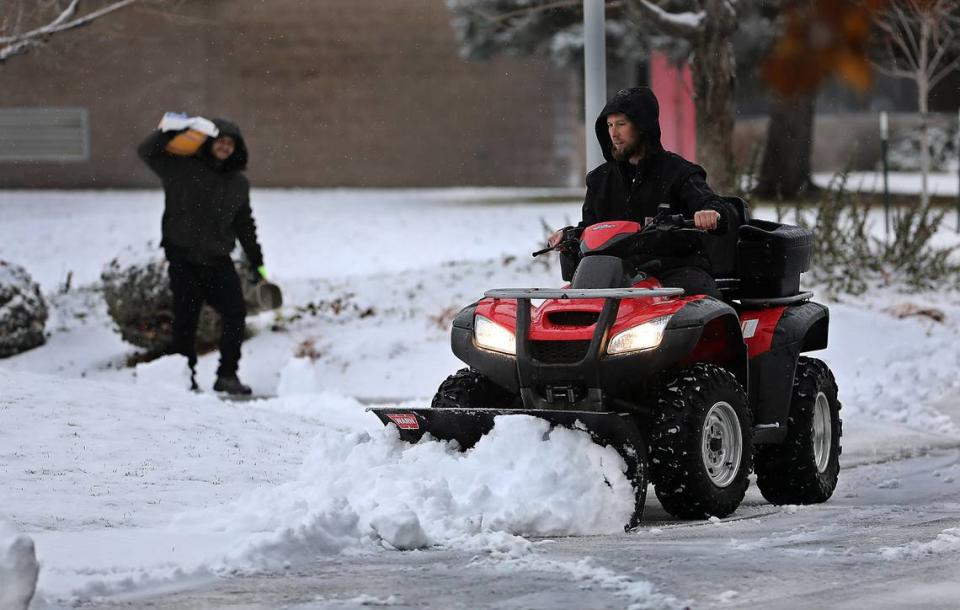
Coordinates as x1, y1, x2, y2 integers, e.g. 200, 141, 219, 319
813, 391, 833, 473
701, 401, 743, 488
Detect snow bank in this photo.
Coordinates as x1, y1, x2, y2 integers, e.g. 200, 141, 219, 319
3, 366, 634, 599
823, 301, 960, 436
135, 354, 193, 391
277, 356, 322, 396
0, 521, 39, 610
188, 414, 635, 570
879, 528, 960, 560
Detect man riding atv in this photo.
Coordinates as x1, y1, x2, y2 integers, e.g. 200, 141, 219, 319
548, 86, 727, 299
370, 88, 841, 528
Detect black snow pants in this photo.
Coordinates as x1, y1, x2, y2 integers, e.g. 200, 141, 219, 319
167, 257, 247, 378
658, 266, 721, 300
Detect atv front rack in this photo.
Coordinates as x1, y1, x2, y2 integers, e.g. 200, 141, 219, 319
485, 287, 683, 299
483, 287, 684, 412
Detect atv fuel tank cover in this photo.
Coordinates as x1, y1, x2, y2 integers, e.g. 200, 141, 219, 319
581, 220, 641, 253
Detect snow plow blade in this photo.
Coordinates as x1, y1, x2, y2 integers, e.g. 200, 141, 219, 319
367, 407, 648, 528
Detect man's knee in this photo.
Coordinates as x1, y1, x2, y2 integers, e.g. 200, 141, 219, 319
660, 267, 720, 299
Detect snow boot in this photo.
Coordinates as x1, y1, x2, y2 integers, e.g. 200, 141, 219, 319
213, 375, 252, 395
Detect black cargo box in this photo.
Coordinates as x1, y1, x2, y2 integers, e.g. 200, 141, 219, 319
737, 219, 814, 298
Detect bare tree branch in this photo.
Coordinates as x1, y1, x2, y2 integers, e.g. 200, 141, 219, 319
892, 2, 922, 62
0, 0, 140, 63
870, 59, 916, 80
873, 16, 921, 73
930, 54, 960, 89
870, 0, 960, 207
48, 0, 83, 30
625, 0, 704, 39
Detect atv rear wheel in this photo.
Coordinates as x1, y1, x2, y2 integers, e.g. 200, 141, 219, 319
431, 368, 521, 410
649, 364, 753, 519
755, 357, 841, 505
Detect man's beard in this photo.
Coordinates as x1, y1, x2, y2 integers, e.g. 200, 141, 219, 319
611, 140, 642, 161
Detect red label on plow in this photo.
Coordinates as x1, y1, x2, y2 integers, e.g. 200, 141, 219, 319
386, 413, 420, 430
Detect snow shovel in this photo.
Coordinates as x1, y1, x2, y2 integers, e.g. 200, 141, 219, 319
367, 406, 649, 528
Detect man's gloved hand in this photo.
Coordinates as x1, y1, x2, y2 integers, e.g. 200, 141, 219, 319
250, 265, 268, 284
158, 112, 219, 137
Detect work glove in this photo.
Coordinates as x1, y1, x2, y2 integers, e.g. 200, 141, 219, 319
158, 112, 219, 137
250, 265, 268, 284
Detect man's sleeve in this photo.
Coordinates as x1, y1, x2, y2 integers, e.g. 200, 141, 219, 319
234, 179, 264, 270
576, 171, 601, 229
674, 168, 729, 230
137, 129, 180, 178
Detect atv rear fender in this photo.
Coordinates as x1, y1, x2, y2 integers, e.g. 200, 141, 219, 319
749, 301, 829, 442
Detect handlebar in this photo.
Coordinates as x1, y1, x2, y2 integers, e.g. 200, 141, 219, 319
532, 226, 583, 257
534, 212, 712, 258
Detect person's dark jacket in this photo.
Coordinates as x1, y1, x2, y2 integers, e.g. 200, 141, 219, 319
138, 118, 263, 269
579, 87, 726, 272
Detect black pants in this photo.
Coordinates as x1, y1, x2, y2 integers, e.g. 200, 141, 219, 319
658, 266, 721, 299
167, 258, 247, 377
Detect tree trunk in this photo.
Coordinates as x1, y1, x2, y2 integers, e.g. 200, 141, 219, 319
754, 94, 818, 200
690, 3, 737, 194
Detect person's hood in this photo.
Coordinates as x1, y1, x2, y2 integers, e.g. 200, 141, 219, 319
201, 118, 248, 172
594, 86, 663, 163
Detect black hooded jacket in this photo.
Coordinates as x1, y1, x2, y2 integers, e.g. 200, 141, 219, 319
138, 118, 263, 268
579, 87, 725, 271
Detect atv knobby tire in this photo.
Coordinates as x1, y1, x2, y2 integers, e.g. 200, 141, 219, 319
755, 357, 841, 505
431, 368, 521, 409
650, 364, 753, 519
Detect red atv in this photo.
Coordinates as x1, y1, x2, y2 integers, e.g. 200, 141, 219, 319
371, 200, 841, 527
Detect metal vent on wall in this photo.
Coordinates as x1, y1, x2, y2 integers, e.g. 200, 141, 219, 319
0, 107, 89, 161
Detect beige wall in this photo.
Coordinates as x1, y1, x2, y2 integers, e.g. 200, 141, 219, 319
0, 1, 576, 188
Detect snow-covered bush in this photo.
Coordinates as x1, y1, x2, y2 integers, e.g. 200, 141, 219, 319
101, 248, 261, 354
797, 174, 960, 294
888, 125, 959, 172
0, 260, 48, 358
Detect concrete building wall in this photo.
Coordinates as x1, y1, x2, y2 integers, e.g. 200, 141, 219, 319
0, 1, 576, 188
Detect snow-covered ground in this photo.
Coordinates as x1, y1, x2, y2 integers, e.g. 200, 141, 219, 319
1, 188, 959, 609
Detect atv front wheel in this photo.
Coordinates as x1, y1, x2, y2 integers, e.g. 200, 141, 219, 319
755, 357, 841, 505
431, 368, 521, 409
649, 364, 753, 519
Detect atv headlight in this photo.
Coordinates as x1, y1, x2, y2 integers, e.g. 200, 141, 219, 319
607, 315, 672, 355
474, 315, 516, 355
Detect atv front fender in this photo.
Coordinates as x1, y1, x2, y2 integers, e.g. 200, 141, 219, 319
669, 297, 749, 391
